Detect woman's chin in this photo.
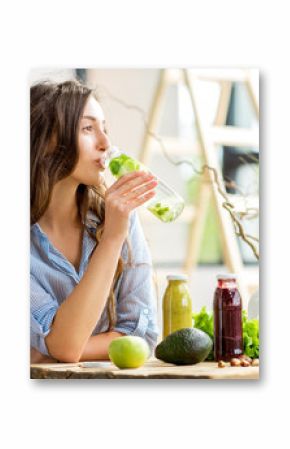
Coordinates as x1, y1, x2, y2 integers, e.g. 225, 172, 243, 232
88, 172, 104, 187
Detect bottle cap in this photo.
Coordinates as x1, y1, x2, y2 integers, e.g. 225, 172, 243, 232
216, 273, 237, 280
167, 274, 188, 281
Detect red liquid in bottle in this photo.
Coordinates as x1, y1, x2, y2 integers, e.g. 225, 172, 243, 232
213, 275, 243, 361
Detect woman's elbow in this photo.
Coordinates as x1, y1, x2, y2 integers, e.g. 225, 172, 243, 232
45, 333, 82, 363
30, 347, 58, 364
55, 351, 81, 364
48, 347, 81, 363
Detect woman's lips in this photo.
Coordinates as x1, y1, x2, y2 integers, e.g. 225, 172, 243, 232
95, 159, 106, 170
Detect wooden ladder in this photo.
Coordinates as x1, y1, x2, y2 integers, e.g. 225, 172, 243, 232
139, 68, 259, 308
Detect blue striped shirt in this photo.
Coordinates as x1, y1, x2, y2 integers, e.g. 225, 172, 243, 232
30, 210, 159, 357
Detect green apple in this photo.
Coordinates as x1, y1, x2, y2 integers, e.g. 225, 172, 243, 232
108, 336, 150, 369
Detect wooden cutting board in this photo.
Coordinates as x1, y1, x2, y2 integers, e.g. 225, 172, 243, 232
30, 357, 259, 379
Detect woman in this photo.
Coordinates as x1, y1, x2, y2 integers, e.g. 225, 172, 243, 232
30, 79, 159, 363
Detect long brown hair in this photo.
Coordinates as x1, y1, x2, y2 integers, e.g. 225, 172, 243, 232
30, 79, 125, 329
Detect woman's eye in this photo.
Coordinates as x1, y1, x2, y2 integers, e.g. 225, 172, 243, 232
82, 125, 108, 134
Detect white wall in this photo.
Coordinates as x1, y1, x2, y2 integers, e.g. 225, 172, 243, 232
87, 69, 160, 156
29, 68, 75, 84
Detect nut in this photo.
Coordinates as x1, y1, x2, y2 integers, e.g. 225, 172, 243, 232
218, 360, 226, 368
240, 359, 250, 367
252, 359, 259, 367
230, 358, 241, 367
240, 355, 252, 363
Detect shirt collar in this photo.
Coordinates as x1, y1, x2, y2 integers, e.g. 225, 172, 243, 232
31, 215, 98, 279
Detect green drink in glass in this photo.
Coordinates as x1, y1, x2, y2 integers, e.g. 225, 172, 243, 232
106, 146, 185, 223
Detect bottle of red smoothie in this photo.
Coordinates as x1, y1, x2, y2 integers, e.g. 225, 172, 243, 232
213, 274, 243, 361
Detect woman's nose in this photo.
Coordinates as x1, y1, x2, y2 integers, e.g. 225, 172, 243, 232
98, 132, 111, 152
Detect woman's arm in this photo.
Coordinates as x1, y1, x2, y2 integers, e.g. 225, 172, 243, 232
79, 331, 125, 361
45, 235, 124, 363
31, 332, 125, 363
45, 171, 157, 363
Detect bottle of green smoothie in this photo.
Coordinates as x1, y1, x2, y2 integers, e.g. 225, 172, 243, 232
162, 274, 193, 338
105, 146, 185, 223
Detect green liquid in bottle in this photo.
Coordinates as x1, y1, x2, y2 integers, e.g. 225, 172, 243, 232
162, 276, 193, 338
108, 149, 185, 223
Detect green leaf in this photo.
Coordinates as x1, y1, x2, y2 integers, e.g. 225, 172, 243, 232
109, 159, 121, 176
192, 307, 214, 360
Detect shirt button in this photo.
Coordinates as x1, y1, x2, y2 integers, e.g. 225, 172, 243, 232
143, 308, 149, 315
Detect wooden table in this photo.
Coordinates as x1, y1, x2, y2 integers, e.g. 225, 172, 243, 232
30, 357, 259, 379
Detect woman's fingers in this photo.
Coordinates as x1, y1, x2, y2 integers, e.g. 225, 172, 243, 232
108, 171, 150, 194
124, 178, 158, 201
128, 190, 156, 209
118, 172, 156, 197
106, 171, 139, 195
105, 170, 158, 216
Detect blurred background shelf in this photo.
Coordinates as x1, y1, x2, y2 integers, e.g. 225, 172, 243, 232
139, 68, 259, 308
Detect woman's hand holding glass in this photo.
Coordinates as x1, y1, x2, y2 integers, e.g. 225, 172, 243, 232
103, 171, 158, 242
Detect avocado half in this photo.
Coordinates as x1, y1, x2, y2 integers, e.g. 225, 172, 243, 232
155, 327, 213, 365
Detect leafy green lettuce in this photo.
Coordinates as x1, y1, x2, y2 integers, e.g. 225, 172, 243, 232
242, 310, 259, 359
192, 307, 214, 360
192, 307, 259, 360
